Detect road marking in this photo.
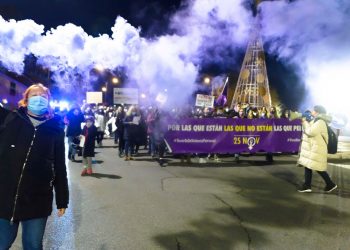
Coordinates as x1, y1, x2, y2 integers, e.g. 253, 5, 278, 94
329, 163, 350, 169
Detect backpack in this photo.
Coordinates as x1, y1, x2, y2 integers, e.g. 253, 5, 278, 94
326, 125, 338, 154
316, 118, 338, 154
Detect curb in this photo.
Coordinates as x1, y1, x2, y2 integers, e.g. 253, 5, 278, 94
328, 152, 350, 160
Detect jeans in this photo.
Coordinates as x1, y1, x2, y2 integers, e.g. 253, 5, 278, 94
96, 131, 104, 145
124, 140, 134, 157
116, 132, 125, 155
0, 217, 48, 250
149, 134, 157, 156
67, 136, 76, 157
155, 139, 166, 159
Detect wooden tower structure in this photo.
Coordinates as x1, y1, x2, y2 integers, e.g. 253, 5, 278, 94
230, 1, 272, 108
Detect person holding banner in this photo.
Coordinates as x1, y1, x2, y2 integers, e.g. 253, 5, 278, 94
147, 108, 167, 166
297, 105, 337, 193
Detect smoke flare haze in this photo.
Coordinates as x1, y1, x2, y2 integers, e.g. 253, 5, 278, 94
0, 0, 349, 126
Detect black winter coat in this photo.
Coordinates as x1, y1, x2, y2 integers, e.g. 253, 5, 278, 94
135, 116, 148, 146
123, 115, 138, 142
115, 111, 125, 135
0, 107, 69, 222
65, 110, 85, 137
81, 125, 97, 157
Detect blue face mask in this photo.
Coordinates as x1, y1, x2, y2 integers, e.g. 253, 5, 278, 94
27, 96, 49, 116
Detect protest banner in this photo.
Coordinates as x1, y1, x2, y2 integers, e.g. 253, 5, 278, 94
164, 118, 302, 153
86, 92, 103, 104
195, 94, 215, 108
113, 88, 139, 104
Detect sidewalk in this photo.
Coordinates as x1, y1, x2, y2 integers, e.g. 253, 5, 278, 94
328, 136, 350, 160
328, 152, 350, 160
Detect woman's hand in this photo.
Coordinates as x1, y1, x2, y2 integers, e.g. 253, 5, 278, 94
57, 208, 66, 217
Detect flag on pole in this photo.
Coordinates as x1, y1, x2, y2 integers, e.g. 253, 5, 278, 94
213, 76, 228, 107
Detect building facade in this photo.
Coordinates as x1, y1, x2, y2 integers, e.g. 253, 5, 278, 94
0, 72, 29, 110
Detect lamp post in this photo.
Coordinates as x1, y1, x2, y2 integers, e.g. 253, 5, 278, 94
110, 76, 120, 105
102, 86, 107, 104
95, 64, 120, 105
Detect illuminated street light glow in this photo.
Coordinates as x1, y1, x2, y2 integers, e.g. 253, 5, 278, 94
50, 101, 57, 108
102, 87, 107, 92
50, 100, 70, 111
112, 77, 119, 84
141, 93, 146, 98
59, 101, 69, 111
95, 64, 104, 72
204, 77, 211, 85
156, 93, 167, 104
2, 99, 8, 104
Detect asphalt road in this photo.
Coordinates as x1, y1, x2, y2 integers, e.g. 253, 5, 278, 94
11, 139, 350, 250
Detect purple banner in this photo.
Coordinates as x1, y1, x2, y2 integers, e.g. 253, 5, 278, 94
164, 118, 302, 154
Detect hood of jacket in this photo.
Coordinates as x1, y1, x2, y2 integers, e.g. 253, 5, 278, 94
315, 113, 332, 124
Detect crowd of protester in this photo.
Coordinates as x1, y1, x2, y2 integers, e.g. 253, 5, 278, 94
58, 101, 295, 171
190, 103, 290, 119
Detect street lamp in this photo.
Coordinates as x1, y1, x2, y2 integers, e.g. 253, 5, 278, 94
112, 77, 119, 84
95, 64, 105, 72
204, 77, 211, 85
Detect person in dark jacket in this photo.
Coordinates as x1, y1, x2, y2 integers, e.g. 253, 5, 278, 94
115, 106, 125, 157
146, 107, 157, 157
123, 106, 139, 161
65, 106, 85, 161
81, 116, 97, 176
134, 107, 147, 155
151, 108, 168, 167
0, 83, 69, 250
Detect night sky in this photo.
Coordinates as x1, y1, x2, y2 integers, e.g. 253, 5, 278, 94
0, 0, 182, 36
0, 0, 305, 109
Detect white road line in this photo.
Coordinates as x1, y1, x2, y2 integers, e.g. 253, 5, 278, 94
329, 163, 350, 169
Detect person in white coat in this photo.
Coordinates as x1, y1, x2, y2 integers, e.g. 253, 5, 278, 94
297, 105, 337, 193
95, 109, 106, 147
